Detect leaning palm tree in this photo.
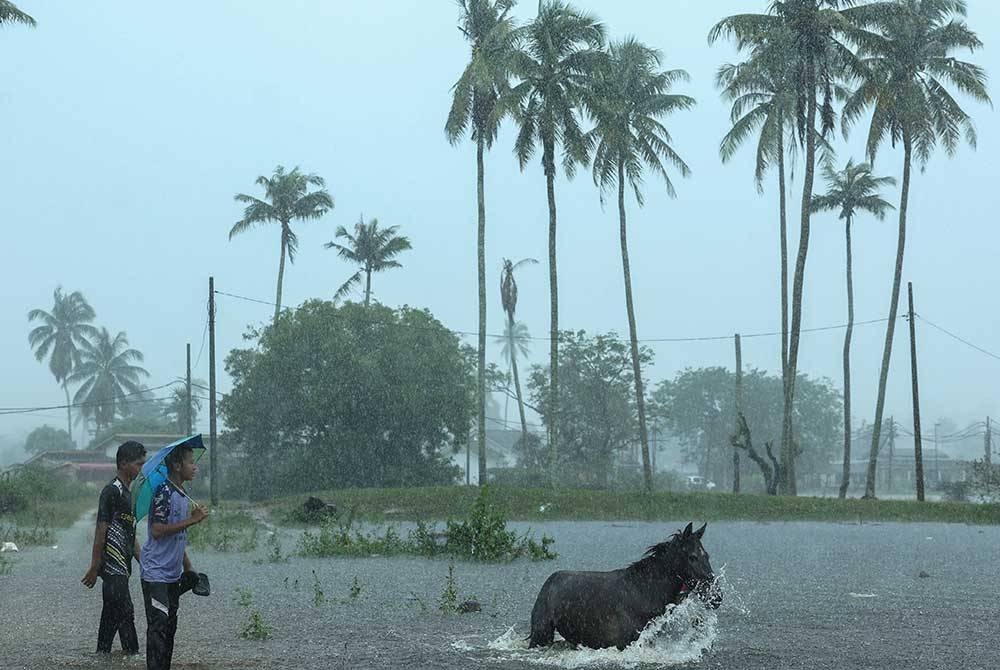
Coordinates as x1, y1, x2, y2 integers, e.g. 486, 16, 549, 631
446, 0, 519, 487
842, 0, 991, 500
231, 165, 334, 323
710, 0, 867, 494
27, 288, 99, 444
811, 159, 895, 499
325, 216, 411, 307
509, 0, 604, 475
0, 1, 35, 27
67, 328, 149, 433
499, 257, 537, 441
586, 38, 695, 493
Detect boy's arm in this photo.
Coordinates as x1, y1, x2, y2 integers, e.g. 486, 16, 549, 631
182, 550, 192, 573
134, 538, 141, 562
150, 504, 208, 539
81, 521, 108, 588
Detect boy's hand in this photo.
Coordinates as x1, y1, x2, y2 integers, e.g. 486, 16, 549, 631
190, 504, 209, 525
81, 564, 99, 588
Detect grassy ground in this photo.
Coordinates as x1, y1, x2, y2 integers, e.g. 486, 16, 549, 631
0, 496, 93, 547
265, 486, 1000, 525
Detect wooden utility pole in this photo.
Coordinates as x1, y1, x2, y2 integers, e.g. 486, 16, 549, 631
185, 343, 192, 435
907, 282, 925, 501
886, 417, 896, 493
986, 417, 992, 466
209, 277, 218, 506
733, 333, 743, 494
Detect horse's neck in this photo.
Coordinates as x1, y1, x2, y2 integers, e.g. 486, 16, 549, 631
625, 559, 684, 610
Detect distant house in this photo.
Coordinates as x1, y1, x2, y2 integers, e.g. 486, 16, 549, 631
455, 428, 524, 483
818, 446, 969, 494
23, 433, 189, 485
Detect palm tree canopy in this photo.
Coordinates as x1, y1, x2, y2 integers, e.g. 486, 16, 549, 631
0, 1, 35, 27
811, 158, 896, 220
230, 165, 334, 263
587, 37, 695, 204
446, 0, 520, 148
27, 287, 99, 383
842, 0, 991, 166
500, 257, 537, 316
509, 0, 605, 176
67, 328, 149, 427
495, 319, 532, 363
326, 215, 412, 301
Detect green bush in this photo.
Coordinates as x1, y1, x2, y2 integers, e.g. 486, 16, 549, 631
187, 510, 259, 552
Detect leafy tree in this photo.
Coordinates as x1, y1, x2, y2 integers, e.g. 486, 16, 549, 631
811, 158, 894, 498
447, 0, 519, 488
499, 257, 537, 442
163, 381, 205, 434
842, 0, 990, 500
652, 367, 842, 491
525, 331, 649, 488
587, 37, 694, 492
27, 288, 99, 442
325, 215, 411, 306
220, 301, 472, 497
509, 0, 604, 475
24, 425, 75, 454
230, 165, 334, 323
66, 328, 148, 433
710, 0, 869, 494
0, 2, 34, 28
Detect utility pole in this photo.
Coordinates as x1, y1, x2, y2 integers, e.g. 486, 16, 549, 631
986, 417, 992, 498
733, 333, 743, 494
933, 421, 940, 487
209, 276, 218, 506
887, 417, 895, 493
907, 282, 925, 501
185, 343, 192, 435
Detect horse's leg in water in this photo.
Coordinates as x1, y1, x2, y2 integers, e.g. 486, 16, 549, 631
527, 592, 555, 648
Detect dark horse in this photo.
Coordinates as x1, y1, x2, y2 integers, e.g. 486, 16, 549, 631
528, 522, 721, 651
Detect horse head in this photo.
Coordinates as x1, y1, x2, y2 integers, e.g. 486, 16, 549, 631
676, 522, 722, 609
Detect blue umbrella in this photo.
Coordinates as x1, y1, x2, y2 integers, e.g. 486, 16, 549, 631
133, 434, 206, 521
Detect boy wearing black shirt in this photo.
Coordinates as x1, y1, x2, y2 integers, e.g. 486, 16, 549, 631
82, 440, 147, 655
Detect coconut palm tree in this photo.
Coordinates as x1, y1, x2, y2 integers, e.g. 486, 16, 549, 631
811, 158, 895, 499
842, 0, 990, 500
0, 1, 35, 27
509, 0, 604, 475
67, 328, 149, 433
27, 288, 99, 444
446, 0, 519, 486
586, 38, 695, 492
499, 257, 537, 441
709, 0, 867, 494
231, 165, 334, 323
325, 216, 411, 307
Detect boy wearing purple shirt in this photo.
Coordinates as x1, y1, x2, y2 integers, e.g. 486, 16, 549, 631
139, 444, 209, 670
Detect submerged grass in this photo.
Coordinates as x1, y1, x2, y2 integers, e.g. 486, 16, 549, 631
187, 509, 259, 552
269, 486, 1000, 525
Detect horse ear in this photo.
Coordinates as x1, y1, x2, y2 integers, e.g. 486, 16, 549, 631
695, 523, 707, 539
682, 522, 693, 537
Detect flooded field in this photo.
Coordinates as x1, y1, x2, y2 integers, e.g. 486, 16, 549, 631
1, 515, 997, 669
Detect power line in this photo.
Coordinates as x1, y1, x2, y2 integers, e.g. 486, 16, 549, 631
0, 382, 182, 415
916, 314, 1000, 363
213, 287, 898, 345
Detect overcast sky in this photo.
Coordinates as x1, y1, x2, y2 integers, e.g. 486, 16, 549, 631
2, 1, 998, 457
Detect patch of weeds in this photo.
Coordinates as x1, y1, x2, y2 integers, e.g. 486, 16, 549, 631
187, 510, 259, 553
349, 576, 362, 600
266, 532, 288, 563
409, 591, 428, 613
0, 553, 12, 576
311, 570, 325, 606
295, 488, 556, 563
439, 564, 458, 613
0, 522, 55, 547
234, 587, 271, 640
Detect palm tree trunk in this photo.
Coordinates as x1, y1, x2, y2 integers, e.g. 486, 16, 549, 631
364, 267, 372, 307
778, 126, 789, 440
476, 135, 488, 486
274, 229, 288, 324
509, 313, 529, 442
839, 215, 854, 499
865, 134, 912, 499
783, 68, 819, 496
544, 139, 559, 486
618, 163, 653, 493
63, 382, 74, 446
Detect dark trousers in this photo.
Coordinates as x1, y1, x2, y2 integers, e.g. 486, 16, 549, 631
141, 580, 181, 670
96, 574, 138, 654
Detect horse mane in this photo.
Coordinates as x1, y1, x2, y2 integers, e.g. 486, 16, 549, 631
625, 531, 684, 576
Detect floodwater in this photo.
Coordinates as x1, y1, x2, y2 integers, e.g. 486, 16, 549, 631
1, 513, 998, 669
